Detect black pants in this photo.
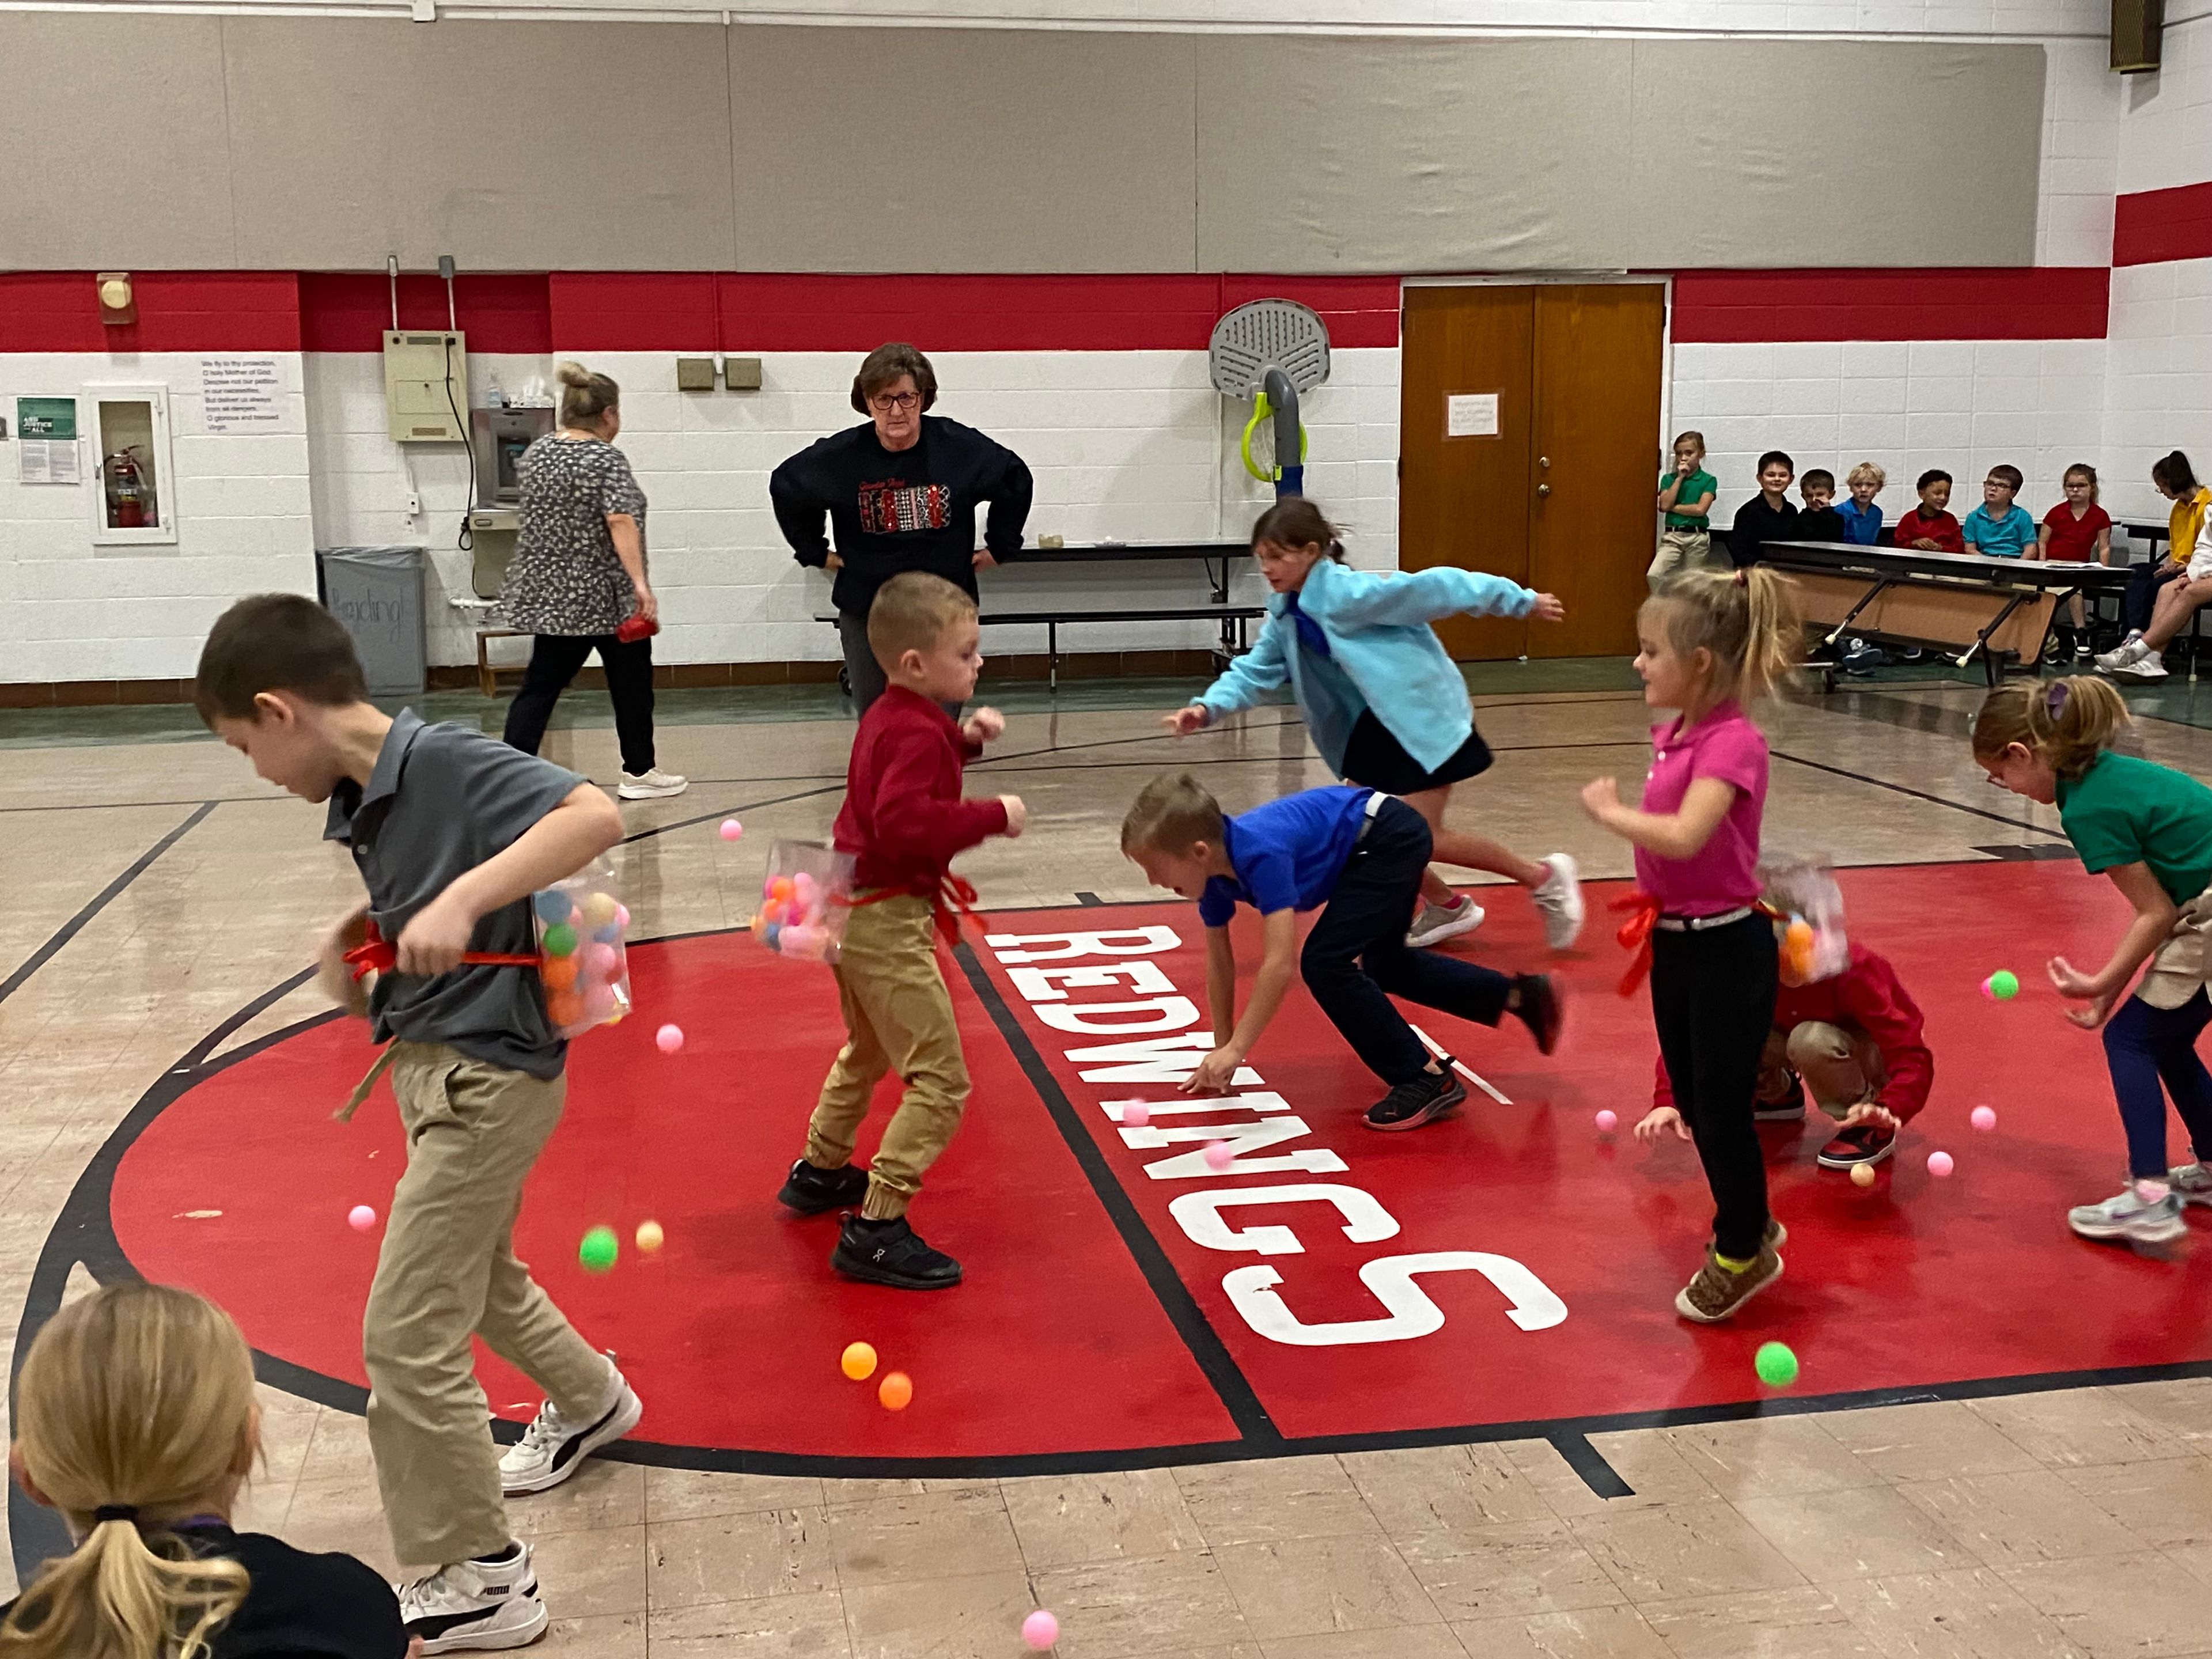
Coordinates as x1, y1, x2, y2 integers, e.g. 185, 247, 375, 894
2127, 560, 2185, 634
1650, 914, 1776, 1262
502, 632, 657, 775
1301, 797, 1512, 1086
838, 609, 963, 722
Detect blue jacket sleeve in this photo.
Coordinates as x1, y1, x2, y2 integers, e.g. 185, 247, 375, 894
1323, 565, 1536, 629
1195, 612, 1291, 720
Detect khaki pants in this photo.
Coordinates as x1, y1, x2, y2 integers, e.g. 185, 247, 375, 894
1760, 1022, 1885, 1120
804, 893, 970, 1220
365, 1043, 613, 1567
1649, 527, 1717, 589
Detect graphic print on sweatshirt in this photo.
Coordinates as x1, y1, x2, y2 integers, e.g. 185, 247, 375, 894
858, 480, 953, 535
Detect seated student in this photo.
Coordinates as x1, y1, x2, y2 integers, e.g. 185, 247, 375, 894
1893, 470, 1965, 553
1726, 450, 1799, 567
1796, 470, 1847, 541
2035, 462, 2112, 660
1637, 929, 1933, 1173
1961, 465, 2037, 559
1836, 463, 1887, 546
2104, 450, 2211, 672
1122, 774, 1562, 1132
3, 1282, 407, 1659
2098, 459, 2212, 683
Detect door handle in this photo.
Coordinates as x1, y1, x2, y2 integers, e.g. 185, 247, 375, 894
1538, 456, 1551, 468
1536, 484, 1551, 497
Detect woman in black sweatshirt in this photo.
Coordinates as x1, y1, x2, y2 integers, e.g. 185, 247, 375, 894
771, 343, 1033, 713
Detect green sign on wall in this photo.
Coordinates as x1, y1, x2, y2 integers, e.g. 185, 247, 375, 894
16, 398, 76, 440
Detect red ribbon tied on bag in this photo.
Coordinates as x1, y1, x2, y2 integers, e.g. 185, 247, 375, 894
1609, 891, 1664, 997
342, 920, 539, 981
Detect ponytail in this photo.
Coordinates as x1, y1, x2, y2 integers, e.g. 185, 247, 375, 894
2154, 450, 2200, 498
1250, 498, 1347, 563
555, 361, 620, 430
1, 1285, 256, 1659
1645, 565, 1802, 703
1971, 675, 2127, 780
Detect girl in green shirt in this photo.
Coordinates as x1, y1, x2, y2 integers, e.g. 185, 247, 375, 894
1975, 676, 2212, 1247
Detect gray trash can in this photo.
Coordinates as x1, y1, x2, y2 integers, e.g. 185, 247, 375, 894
317, 544, 427, 698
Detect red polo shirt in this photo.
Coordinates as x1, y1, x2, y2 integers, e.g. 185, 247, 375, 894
2041, 501, 2111, 562
1892, 507, 1964, 554
835, 686, 1008, 895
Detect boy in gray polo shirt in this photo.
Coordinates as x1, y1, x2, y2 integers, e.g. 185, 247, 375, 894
195, 594, 643, 1655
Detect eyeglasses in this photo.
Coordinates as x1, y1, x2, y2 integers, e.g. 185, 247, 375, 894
869, 392, 922, 413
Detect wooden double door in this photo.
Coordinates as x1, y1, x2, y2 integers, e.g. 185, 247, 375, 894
1398, 283, 1665, 660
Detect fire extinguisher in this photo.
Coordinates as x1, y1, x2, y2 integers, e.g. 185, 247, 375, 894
105, 446, 149, 528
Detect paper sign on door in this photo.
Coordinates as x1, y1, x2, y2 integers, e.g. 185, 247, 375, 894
1446, 393, 1499, 438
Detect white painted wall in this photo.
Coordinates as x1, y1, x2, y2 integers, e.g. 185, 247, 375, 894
0, 353, 316, 683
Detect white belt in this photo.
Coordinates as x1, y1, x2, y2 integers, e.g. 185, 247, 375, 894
1357, 789, 1388, 839
1654, 906, 1755, 932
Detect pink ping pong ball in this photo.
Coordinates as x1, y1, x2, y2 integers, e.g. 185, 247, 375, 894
1202, 1140, 1233, 1171
1118, 1101, 1150, 1127
1595, 1109, 1619, 1134
719, 819, 743, 842
656, 1023, 684, 1055
1971, 1105, 1997, 1132
1927, 1150, 1955, 1178
347, 1205, 376, 1232
1021, 1609, 1059, 1650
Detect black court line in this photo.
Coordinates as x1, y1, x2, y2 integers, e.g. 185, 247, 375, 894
0, 800, 215, 1007
1547, 1431, 1634, 1499
1771, 750, 2070, 839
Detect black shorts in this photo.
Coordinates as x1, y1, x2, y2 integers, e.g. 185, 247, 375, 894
1339, 710, 1493, 796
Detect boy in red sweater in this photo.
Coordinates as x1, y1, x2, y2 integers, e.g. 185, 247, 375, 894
1893, 469, 1965, 555
1639, 938, 1933, 1171
775, 572, 1025, 1289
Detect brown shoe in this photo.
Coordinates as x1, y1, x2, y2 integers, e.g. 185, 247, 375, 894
1674, 1244, 1783, 1324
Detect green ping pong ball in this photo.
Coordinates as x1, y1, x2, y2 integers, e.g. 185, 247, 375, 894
579, 1225, 618, 1273
543, 923, 578, 958
1986, 970, 2019, 1001
1754, 1341, 1799, 1388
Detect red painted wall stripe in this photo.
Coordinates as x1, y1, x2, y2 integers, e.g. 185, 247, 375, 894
0, 272, 302, 353
298, 274, 554, 353
2113, 181, 2212, 267
1670, 267, 2109, 342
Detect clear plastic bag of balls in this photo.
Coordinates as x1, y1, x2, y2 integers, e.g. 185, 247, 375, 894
751, 839, 856, 965
1761, 856, 1849, 983
531, 858, 632, 1038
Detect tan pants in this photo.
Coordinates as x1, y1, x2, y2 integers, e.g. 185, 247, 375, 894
804, 893, 971, 1220
1649, 527, 1717, 589
1759, 1022, 1884, 1120
365, 1043, 613, 1567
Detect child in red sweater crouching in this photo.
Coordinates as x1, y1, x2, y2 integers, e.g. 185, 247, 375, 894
776, 573, 1025, 1290
1641, 937, 1933, 1171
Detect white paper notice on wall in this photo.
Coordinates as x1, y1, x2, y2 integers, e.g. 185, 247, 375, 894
201, 358, 286, 433
17, 441, 81, 485
1445, 393, 1499, 438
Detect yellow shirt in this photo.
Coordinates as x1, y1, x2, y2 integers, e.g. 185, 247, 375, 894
2168, 487, 2211, 566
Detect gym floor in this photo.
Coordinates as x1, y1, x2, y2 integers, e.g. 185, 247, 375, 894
10, 661, 2212, 1659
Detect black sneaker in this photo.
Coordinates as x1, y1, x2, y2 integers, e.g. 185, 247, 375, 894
1513, 974, 1564, 1056
778, 1158, 870, 1215
1364, 1067, 1467, 1131
1816, 1124, 1896, 1170
1840, 641, 1883, 673
1753, 1071, 1808, 1122
831, 1216, 963, 1290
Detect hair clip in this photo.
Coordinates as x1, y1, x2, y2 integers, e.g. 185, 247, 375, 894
1733, 568, 1749, 587
2047, 680, 2071, 717
92, 1505, 139, 1524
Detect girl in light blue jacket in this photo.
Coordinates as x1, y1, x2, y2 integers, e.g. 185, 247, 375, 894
1165, 499, 1585, 949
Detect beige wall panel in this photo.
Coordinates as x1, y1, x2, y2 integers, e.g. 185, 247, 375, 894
1626, 40, 2044, 267
1195, 36, 1640, 274
222, 18, 737, 270
0, 13, 237, 268
726, 27, 1197, 272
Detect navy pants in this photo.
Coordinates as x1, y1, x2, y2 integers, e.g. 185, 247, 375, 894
1651, 915, 1777, 1262
2126, 560, 2186, 635
1301, 798, 1512, 1087
2104, 990, 2212, 1179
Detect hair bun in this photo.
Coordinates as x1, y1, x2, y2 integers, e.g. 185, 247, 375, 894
555, 362, 592, 389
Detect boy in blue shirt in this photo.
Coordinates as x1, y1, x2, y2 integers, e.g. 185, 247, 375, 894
1122, 774, 1562, 1131
1963, 465, 2037, 559
1836, 462, 1886, 546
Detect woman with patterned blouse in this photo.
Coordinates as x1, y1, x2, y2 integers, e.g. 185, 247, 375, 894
500, 362, 687, 799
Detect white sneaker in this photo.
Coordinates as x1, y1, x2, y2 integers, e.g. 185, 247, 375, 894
2111, 650, 2169, 681
2067, 1184, 2187, 1244
2169, 1162, 2212, 1206
618, 767, 689, 800
1407, 896, 1486, 948
399, 1545, 548, 1654
499, 1359, 643, 1495
1530, 854, 1585, 949
2094, 639, 2147, 672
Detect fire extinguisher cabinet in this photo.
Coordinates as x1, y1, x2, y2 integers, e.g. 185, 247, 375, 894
316, 545, 427, 698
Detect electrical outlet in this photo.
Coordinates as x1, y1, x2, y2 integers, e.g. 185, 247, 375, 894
406, 492, 422, 517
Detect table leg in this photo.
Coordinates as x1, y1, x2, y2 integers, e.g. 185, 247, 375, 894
1049, 620, 1059, 694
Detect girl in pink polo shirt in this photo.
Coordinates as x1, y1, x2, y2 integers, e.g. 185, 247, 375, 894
1582, 566, 1802, 1324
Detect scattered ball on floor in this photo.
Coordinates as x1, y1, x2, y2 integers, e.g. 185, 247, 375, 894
878, 1370, 912, 1411
1983, 970, 2020, 1001
1021, 1609, 1060, 1651
720, 819, 743, 842
656, 1023, 684, 1055
635, 1220, 664, 1253
1927, 1150, 1955, 1178
1595, 1109, 1618, 1134
1118, 1101, 1150, 1127
1202, 1141, 1233, 1171
1971, 1105, 1997, 1131
1850, 1162, 1877, 1188
579, 1225, 619, 1272
348, 1204, 377, 1232
1754, 1341, 1799, 1388
841, 1342, 877, 1381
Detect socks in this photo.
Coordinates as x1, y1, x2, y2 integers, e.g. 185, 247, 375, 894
1714, 1252, 1755, 1272
2136, 1178, 2172, 1203
474, 1542, 521, 1565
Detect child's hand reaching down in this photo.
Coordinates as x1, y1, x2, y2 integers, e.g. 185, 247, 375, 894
1162, 706, 1210, 736
961, 707, 1005, 745
1531, 593, 1566, 623
999, 796, 1028, 838
1635, 1105, 1691, 1145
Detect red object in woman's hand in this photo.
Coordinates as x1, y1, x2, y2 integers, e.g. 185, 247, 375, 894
616, 611, 659, 643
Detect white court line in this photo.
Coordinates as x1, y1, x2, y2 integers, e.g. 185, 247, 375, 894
1407, 1023, 1513, 1106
